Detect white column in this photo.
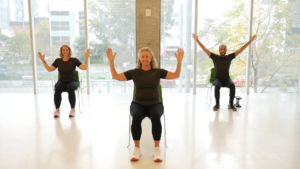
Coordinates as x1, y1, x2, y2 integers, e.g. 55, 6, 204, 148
246, 0, 254, 94
193, 0, 198, 95
84, 0, 90, 94
28, 0, 38, 94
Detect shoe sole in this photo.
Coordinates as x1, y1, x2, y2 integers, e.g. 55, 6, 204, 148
154, 158, 163, 162
131, 158, 139, 161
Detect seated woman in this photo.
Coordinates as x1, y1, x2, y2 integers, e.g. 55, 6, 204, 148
106, 47, 184, 162
37, 45, 90, 118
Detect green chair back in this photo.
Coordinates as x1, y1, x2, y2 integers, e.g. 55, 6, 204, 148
209, 68, 215, 85
133, 85, 163, 102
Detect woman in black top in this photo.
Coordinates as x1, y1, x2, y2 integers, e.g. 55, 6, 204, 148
106, 47, 184, 162
37, 45, 90, 118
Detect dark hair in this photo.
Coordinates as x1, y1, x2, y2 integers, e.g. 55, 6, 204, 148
219, 44, 227, 50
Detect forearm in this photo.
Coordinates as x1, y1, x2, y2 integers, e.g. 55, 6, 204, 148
83, 58, 89, 70
197, 40, 207, 51
239, 41, 251, 52
42, 61, 51, 72
174, 60, 182, 78
109, 61, 118, 79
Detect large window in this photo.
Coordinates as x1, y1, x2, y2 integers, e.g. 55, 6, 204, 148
196, 0, 249, 94
250, 0, 300, 93
160, 0, 195, 93
34, 0, 86, 93
88, 0, 136, 94
0, 0, 33, 93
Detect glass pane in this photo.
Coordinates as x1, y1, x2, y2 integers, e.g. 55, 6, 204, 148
88, 0, 136, 94
251, 0, 300, 93
0, 0, 34, 93
34, 0, 86, 93
197, 0, 249, 95
160, 0, 195, 93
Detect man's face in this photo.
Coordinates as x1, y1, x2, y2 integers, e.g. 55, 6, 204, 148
219, 45, 227, 56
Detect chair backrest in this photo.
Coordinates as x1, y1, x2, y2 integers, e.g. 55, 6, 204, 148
133, 85, 163, 102
209, 68, 215, 85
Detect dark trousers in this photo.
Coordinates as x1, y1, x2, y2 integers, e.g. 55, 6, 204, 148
213, 79, 235, 105
54, 80, 79, 109
130, 102, 164, 141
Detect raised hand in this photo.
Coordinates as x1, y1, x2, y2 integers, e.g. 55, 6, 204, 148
37, 52, 45, 61
250, 35, 257, 42
85, 49, 90, 59
175, 48, 184, 62
106, 48, 116, 62
192, 33, 198, 41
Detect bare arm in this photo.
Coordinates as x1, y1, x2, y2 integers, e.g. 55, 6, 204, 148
106, 48, 127, 81
79, 49, 90, 70
235, 35, 257, 57
166, 48, 184, 79
192, 34, 211, 57
37, 52, 56, 72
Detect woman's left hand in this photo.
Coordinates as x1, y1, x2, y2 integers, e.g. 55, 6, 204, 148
85, 49, 90, 59
175, 48, 184, 62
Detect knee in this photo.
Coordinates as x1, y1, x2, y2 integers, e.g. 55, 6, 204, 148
214, 83, 221, 89
54, 86, 64, 94
229, 83, 236, 89
66, 86, 76, 93
149, 113, 162, 122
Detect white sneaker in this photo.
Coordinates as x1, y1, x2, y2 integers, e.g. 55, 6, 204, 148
131, 147, 141, 161
153, 147, 163, 162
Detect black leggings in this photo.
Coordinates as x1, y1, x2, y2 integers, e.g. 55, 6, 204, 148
130, 102, 164, 141
54, 81, 78, 109
213, 79, 235, 105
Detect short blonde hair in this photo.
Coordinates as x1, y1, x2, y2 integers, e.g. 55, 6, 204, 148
137, 47, 158, 69
59, 44, 72, 58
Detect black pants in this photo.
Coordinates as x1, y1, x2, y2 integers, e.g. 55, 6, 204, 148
213, 79, 235, 105
130, 102, 164, 141
54, 80, 79, 109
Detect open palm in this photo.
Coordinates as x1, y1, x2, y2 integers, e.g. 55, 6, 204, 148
106, 48, 116, 62
175, 48, 184, 62
37, 52, 45, 61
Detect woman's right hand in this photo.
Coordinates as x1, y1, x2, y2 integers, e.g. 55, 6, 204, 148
106, 48, 116, 62
37, 52, 45, 62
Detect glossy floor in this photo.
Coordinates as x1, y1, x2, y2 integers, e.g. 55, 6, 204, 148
0, 93, 300, 169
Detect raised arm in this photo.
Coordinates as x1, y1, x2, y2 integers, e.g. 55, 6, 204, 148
235, 35, 256, 57
192, 34, 211, 57
79, 49, 90, 70
165, 48, 184, 79
106, 48, 127, 81
37, 52, 56, 72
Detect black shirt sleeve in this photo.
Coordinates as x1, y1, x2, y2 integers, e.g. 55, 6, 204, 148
124, 69, 135, 81
158, 69, 168, 79
52, 58, 59, 68
227, 53, 236, 60
210, 53, 218, 60
73, 58, 82, 67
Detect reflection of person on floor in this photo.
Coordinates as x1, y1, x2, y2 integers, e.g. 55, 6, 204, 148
192, 34, 256, 111
37, 45, 90, 117
106, 47, 184, 162
54, 119, 82, 167
209, 112, 233, 162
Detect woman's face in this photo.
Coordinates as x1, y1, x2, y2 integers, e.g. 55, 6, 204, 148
140, 51, 152, 67
62, 46, 70, 57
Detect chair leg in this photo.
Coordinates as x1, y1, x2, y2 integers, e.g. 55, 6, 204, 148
163, 114, 167, 148
77, 89, 81, 113
127, 114, 131, 148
